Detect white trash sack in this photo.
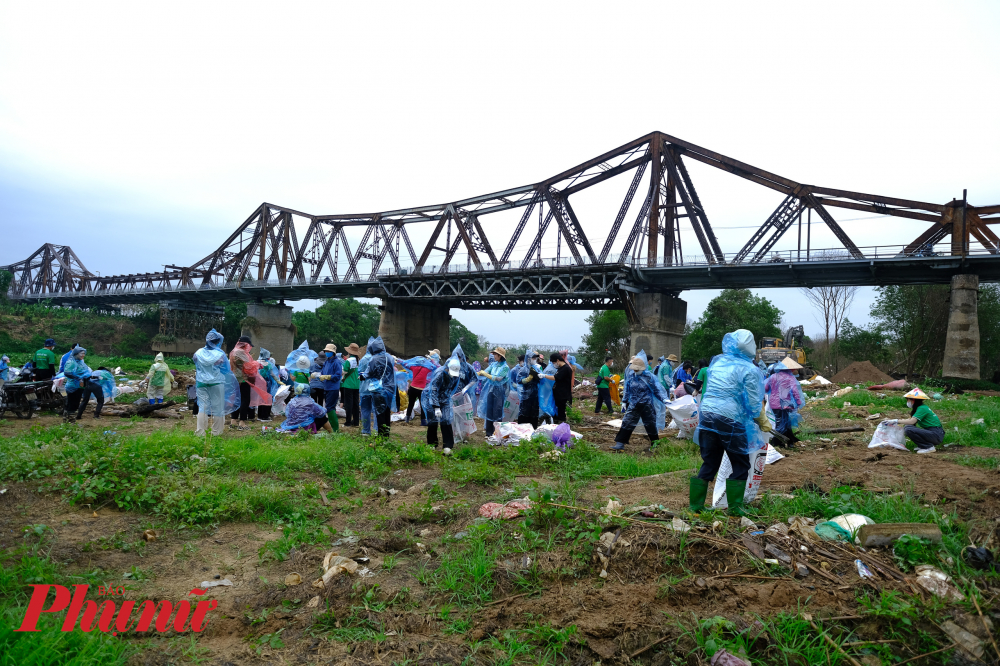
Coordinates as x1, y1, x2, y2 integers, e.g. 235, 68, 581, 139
452, 391, 478, 443
665, 395, 699, 439
711, 447, 767, 509
869, 421, 908, 451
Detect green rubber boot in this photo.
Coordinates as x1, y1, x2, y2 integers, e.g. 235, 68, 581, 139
331, 411, 339, 433
725, 478, 748, 517
689, 477, 709, 513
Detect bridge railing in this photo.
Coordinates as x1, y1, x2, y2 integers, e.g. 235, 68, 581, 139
8, 243, 990, 299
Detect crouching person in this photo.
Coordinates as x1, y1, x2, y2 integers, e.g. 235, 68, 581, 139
279, 383, 334, 434
689, 329, 770, 517
611, 353, 666, 452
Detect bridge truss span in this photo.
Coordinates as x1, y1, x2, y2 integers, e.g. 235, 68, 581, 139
3, 131, 998, 307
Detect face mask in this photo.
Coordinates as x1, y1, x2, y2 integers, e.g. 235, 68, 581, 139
906, 400, 914, 409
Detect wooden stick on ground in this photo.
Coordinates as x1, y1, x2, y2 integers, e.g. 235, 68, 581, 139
807, 426, 866, 434
895, 643, 956, 665
615, 469, 695, 485
808, 620, 863, 666
970, 590, 1000, 663
481, 591, 536, 607
629, 635, 669, 658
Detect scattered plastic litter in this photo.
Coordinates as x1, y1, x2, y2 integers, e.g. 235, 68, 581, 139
312, 553, 359, 588
855, 559, 875, 579
539, 449, 562, 460
670, 517, 691, 533
828, 513, 874, 538
972, 418, 985, 425
604, 499, 623, 515
914, 565, 965, 601
963, 546, 997, 571
941, 620, 984, 659
199, 578, 233, 589
605, 419, 623, 428
284, 573, 302, 586
832, 386, 853, 397
709, 648, 751, 666
479, 499, 532, 519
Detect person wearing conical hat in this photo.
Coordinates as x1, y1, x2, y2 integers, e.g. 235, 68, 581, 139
889, 388, 943, 453
764, 357, 806, 445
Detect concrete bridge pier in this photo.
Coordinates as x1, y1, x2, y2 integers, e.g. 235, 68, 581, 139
942, 274, 980, 379
242, 303, 295, 362
378, 298, 451, 358
629, 292, 687, 362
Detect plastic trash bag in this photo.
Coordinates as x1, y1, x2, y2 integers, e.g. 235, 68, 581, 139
666, 394, 699, 439
452, 392, 478, 442
496, 421, 535, 445
711, 446, 767, 509
502, 389, 520, 422
552, 422, 572, 449
869, 421, 908, 451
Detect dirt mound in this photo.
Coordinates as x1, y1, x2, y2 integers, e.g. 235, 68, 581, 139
831, 360, 892, 385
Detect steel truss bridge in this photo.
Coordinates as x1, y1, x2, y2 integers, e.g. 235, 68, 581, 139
3, 132, 999, 311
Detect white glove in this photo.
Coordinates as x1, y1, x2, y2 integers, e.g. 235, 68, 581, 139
310, 372, 320, 379
434, 408, 443, 420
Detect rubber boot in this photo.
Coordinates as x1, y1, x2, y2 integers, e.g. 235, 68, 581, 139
725, 478, 748, 517
331, 411, 339, 432
689, 477, 709, 513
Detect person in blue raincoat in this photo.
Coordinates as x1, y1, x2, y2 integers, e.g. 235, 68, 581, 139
509, 355, 527, 397
358, 337, 375, 435
361, 337, 395, 437
421, 345, 476, 454
73, 366, 115, 419
611, 351, 667, 452
477, 346, 510, 438
318, 343, 343, 431
689, 329, 770, 516
62, 346, 92, 422
0, 354, 9, 390
193, 329, 239, 436
257, 348, 280, 422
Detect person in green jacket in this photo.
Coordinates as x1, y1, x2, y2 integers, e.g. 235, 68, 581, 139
340, 344, 362, 427
33, 339, 57, 381
892, 387, 944, 454
595, 356, 615, 415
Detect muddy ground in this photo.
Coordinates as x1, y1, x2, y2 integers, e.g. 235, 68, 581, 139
2, 387, 1000, 664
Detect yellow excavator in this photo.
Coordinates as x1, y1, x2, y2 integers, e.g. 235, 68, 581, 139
756, 326, 813, 378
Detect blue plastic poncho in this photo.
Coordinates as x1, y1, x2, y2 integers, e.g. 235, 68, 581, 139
286, 341, 318, 376
258, 348, 280, 397
395, 368, 413, 394
623, 350, 667, 430
0, 355, 9, 382
193, 329, 241, 416
280, 383, 328, 431
696, 330, 766, 455
63, 347, 91, 392
421, 344, 477, 425
91, 369, 116, 400
476, 356, 510, 422
59, 349, 73, 374
400, 356, 437, 373
362, 337, 396, 413
509, 362, 527, 397
358, 337, 375, 398
765, 362, 805, 428
654, 358, 673, 390
538, 358, 557, 417
566, 354, 585, 373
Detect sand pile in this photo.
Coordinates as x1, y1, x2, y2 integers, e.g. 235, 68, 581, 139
831, 361, 892, 385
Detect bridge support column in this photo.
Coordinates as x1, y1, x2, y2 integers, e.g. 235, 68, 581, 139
942, 274, 980, 379
629, 293, 687, 361
378, 299, 451, 358
242, 303, 294, 362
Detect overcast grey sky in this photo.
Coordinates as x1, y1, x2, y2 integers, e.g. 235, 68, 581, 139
2, 1, 998, 348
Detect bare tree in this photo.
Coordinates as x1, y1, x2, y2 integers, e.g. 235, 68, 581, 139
801, 285, 858, 372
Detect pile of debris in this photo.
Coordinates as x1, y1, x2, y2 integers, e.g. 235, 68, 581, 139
831, 361, 893, 386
